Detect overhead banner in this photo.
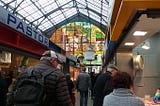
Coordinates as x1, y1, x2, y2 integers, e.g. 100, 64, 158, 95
0, 6, 49, 47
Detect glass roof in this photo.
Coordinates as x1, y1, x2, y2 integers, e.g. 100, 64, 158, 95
0, 0, 115, 37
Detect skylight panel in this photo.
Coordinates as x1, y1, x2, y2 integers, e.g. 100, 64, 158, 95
36, 1, 58, 13
102, 10, 109, 18
17, 1, 31, 10
1, 0, 11, 4
89, 11, 101, 22
101, 20, 107, 26
77, 2, 85, 9
17, 9, 30, 18
18, 6, 42, 20
52, 13, 65, 22
53, 16, 66, 25
0, 2, 3, 6
9, 0, 24, 8
88, 4, 101, 14
0, 0, 115, 33
79, 9, 88, 16
91, 0, 101, 7
50, 10, 62, 19
57, 0, 72, 7
63, 8, 77, 18
40, 19, 53, 31
88, 0, 101, 9
102, 16, 108, 23
39, 25, 47, 31
103, 3, 110, 11
32, 18, 45, 25
76, 0, 86, 6
62, 1, 73, 9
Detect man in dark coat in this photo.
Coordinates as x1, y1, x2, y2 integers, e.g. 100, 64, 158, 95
76, 67, 91, 106
93, 64, 119, 106
8, 50, 73, 106
0, 71, 8, 106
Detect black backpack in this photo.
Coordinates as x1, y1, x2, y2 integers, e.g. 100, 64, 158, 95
13, 67, 54, 106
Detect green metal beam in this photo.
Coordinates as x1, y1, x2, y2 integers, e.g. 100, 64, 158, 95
44, 13, 106, 37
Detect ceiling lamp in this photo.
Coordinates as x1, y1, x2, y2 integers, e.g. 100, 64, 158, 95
142, 41, 150, 50
124, 42, 135, 46
133, 31, 147, 36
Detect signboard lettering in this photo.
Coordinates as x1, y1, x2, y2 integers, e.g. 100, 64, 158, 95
0, 6, 49, 47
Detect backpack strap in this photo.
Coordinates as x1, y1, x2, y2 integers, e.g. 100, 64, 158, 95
26, 67, 55, 81
26, 67, 34, 76
41, 68, 55, 80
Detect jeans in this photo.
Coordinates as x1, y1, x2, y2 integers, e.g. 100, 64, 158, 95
80, 90, 88, 106
153, 96, 160, 103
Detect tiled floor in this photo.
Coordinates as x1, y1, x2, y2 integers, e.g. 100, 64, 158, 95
75, 91, 93, 106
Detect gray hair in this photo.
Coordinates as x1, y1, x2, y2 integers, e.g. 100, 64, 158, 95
107, 64, 119, 71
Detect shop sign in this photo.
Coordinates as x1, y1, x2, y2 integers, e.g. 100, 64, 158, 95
0, 6, 49, 47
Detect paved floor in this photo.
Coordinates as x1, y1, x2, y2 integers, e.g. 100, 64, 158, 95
75, 91, 93, 106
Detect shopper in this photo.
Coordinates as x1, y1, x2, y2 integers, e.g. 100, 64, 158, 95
76, 67, 91, 106
103, 72, 144, 106
0, 71, 8, 106
153, 88, 160, 103
66, 73, 75, 105
7, 50, 73, 106
5, 71, 13, 88
93, 64, 119, 106
90, 71, 96, 99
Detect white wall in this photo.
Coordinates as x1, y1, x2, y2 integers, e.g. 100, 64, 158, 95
116, 33, 160, 97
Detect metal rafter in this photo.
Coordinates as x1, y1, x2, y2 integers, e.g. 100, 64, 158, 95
0, 0, 39, 31
84, 0, 90, 21
76, 1, 108, 24
29, 0, 56, 30
31, 0, 72, 23
0, 0, 113, 37
73, 0, 80, 13
1, 0, 15, 8
44, 13, 106, 37
13, 0, 25, 14
55, 0, 69, 23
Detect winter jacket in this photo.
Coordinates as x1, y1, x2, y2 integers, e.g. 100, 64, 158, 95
103, 88, 144, 106
76, 71, 91, 91
93, 71, 113, 106
8, 60, 72, 106
0, 77, 8, 106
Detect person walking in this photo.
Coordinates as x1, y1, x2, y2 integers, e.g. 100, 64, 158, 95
7, 50, 73, 106
93, 64, 119, 106
103, 72, 144, 106
76, 67, 91, 106
66, 73, 75, 106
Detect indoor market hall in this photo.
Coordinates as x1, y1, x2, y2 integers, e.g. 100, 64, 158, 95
0, 0, 160, 106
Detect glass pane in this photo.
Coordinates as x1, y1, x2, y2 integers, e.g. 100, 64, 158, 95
57, 0, 72, 6
63, 8, 77, 18
0, 0, 115, 32
36, 1, 58, 13
50, 10, 62, 19
52, 14, 65, 24
79, 9, 88, 16
76, 0, 86, 6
